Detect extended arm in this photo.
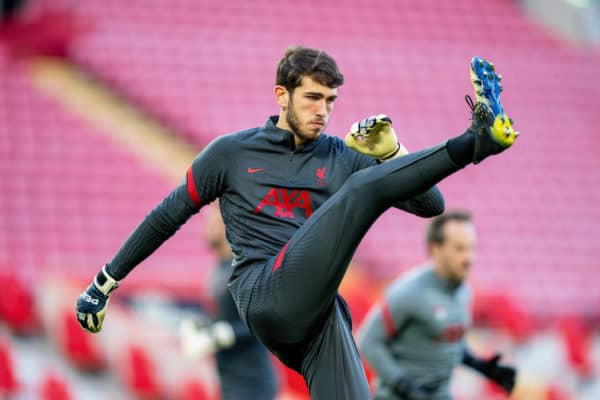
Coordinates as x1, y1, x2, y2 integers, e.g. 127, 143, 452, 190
76, 137, 229, 333
359, 286, 437, 400
75, 183, 199, 333
107, 182, 198, 279
358, 300, 406, 385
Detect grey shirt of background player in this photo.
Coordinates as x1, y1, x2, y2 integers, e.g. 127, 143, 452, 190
359, 264, 471, 400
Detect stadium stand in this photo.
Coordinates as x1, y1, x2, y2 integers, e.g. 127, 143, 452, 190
17, 0, 598, 317
2, 0, 600, 398
0, 61, 211, 286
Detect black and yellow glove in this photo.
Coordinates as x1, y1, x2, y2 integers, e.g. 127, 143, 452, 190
464, 351, 516, 394
345, 114, 408, 161
76, 265, 119, 333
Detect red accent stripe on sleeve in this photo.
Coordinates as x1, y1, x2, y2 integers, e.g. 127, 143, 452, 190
186, 166, 202, 207
272, 242, 289, 272
382, 300, 396, 338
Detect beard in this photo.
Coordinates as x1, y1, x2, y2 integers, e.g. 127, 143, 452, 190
206, 236, 224, 251
440, 261, 469, 286
450, 263, 470, 284
285, 98, 322, 144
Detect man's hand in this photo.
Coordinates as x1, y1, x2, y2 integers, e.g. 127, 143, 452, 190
477, 353, 516, 393
466, 352, 516, 394
345, 114, 408, 161
76, 265, 119, 333
179, 317, 235, 360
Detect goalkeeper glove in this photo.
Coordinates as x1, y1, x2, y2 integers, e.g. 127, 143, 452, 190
345, 114, 409, 161
464, 352, 516, 394
179, 317, 235, 359
76, 265, 119, 333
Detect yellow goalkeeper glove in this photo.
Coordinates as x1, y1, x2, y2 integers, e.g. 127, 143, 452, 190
345, 114, 408, 161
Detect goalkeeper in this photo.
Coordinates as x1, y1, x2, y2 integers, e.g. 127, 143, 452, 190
76, 46, 518, 399
358, 211, 517, 399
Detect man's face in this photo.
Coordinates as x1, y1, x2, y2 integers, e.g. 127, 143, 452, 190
431, 221, 477, 283
277, 76, 338, 144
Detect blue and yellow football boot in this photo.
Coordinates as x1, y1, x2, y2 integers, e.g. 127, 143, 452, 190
468, 56, 519, 164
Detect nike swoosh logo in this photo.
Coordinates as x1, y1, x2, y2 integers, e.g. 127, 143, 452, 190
247, 168, 265, 174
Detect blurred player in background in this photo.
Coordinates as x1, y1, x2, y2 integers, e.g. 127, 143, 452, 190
76, 45, 518, 399
179, 203, 278, 400
359, 211, 517, 399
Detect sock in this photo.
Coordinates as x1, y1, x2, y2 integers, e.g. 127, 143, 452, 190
446, 130, 476, 167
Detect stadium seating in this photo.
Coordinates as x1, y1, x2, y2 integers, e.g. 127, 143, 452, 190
47, 0, 600, 317
8, 0, 599, 317
0, 61, 211, 287
2, 0, 600, 397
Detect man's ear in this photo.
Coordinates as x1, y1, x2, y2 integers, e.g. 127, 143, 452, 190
275, 85, 289, 110
428, 243, 438, 258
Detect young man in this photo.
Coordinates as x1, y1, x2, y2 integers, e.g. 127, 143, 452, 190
179, 204, 278, 399
76, 46, 518, 399
359, 211, 517, 399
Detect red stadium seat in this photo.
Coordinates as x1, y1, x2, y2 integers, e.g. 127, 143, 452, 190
38, 373, 72, 400
177, 379, 216, 400
556, 315, 593, 378
58, 309, 107, 371
0, 339, 19, 397
124, 345, 164, 400
0, 271, 38, 334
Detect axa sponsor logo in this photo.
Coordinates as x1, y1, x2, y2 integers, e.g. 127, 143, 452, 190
255, 188, 313, 219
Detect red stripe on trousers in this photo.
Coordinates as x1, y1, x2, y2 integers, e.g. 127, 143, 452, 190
272, 242, 289, 272
186, 166, 202, 207
382, 300, 396, 338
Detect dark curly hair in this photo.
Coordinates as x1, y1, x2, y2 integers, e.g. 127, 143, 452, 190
275, 46, 344, 93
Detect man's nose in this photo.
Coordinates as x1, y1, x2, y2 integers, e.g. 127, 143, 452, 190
316, 100, 327, 117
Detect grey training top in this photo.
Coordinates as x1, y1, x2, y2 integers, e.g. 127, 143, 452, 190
359, 264, 472, 400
